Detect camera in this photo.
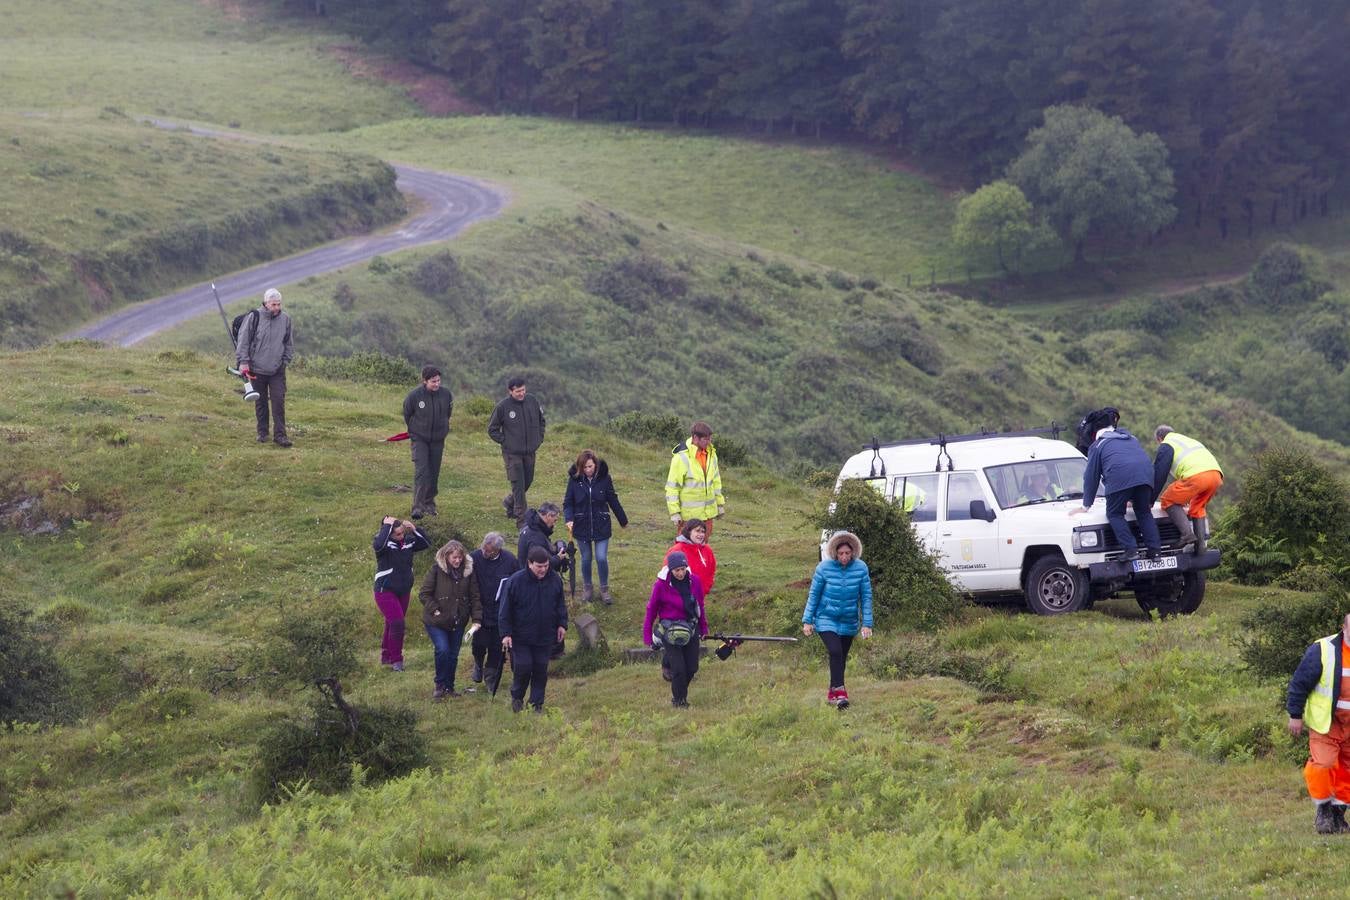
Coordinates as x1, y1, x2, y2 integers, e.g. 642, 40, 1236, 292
553, 539, 576, 573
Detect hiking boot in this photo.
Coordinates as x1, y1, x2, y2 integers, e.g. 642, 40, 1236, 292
671, 698, 690, 708
531, 703, 544, 714
600, 585, 613, 605
1334, 805, 1350, 833
274, 436, 293, 448
582, 584, 594, 603
471, 661, 484, 683
1165, 505, 1196, 549
256, 434, 269, 443
390, 661, 404, 672
411, 508, 424, 521
1145, 548, 1161, 560
1119, 549, 1141, 562
1192, 516, 1208, 555
511, 697, 524, 713
432, 686, 449, 701
1316, 802, 1337, 834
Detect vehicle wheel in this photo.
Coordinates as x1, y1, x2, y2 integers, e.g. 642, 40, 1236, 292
1024, 555, 1090, 615
1135, 570, 1205, 617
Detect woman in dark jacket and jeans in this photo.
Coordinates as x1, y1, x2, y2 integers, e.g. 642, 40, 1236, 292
372, 515, 430, 671
563, 449, 628, 604
418, 539, 482, 699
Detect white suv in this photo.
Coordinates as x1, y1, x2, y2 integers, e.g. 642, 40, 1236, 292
828, 430, 1220, 615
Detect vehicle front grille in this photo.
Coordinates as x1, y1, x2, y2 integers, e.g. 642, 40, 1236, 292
1101, 517, 1185, 558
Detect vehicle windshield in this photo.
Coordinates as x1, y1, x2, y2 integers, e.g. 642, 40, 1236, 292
984, 458, 1086, 509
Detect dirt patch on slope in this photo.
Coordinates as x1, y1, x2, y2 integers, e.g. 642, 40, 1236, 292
328, 46, 483, 117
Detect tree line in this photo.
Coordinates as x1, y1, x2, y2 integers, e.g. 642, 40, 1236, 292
302, 0, 1348, 240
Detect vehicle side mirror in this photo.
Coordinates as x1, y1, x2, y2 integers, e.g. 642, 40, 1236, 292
970, 500, 996, 522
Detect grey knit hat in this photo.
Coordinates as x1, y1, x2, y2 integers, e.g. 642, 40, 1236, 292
666, 550, 690, 570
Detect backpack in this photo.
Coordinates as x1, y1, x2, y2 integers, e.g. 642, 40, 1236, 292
1074, 407, 1120, 454
231, 308, 260, 356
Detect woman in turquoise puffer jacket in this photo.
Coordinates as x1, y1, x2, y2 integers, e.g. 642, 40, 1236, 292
801, 531, 874, 709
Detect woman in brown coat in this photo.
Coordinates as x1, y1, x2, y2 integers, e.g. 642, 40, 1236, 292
418, 539, 482, 699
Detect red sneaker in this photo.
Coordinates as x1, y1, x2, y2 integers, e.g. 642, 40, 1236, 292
835, 688, 850, 710
827, 687, 840, 707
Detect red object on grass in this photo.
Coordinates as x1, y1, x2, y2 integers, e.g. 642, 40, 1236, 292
384, 432, 410, 442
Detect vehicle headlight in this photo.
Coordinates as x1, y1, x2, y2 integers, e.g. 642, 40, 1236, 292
1073, 529, 1101, 552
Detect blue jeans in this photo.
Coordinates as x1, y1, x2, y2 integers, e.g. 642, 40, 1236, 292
1105, 484, 1161, 554
577, 539, 609, 586
425, 623, 465, 690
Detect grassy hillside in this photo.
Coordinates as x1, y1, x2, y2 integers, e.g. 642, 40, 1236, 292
0, 112, 404, 345
0, 345, 1337, 896
152, 168, 1350, 487
0, 0, 418, 132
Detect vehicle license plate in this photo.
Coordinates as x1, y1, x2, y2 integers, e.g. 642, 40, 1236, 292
1131, 556, 1179, 573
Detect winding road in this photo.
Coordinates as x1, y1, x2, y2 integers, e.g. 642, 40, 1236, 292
65, 161, 508, 346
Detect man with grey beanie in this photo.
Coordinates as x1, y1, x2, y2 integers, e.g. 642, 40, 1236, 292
236, 288, 294, 447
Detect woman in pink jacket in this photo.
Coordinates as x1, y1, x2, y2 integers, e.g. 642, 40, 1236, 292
643, 550, 709, 708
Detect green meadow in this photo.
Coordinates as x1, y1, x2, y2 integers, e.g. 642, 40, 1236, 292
3, 0, 1350, 895
0, 344, 1332, 896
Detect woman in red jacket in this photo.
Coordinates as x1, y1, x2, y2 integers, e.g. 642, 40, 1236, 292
665, 518, 717, 596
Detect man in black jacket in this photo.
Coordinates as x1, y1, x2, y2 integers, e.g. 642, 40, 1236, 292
487, 377, 545, 528
402, 365, 453, 520
499, 546, 568, 713
516, 502, 570, 573
469, 531, 517, 696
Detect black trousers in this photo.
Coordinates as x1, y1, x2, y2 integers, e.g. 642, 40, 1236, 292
503, 451, 536, 524
664, 636, 701, 704
1105, 484, 1161, 554
474, 625, 504, 694
818, 631, 854, 688
251, 368, 287, 438
510, 642, 551, 708
411, 438, 444, 512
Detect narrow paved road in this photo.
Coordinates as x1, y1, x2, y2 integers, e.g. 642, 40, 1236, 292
65, 163, 507, 346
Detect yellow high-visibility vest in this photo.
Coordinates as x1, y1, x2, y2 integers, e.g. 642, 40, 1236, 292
1163, 432, 1222, 480
665, 440, 724, 518
1303, 635, 1339, 734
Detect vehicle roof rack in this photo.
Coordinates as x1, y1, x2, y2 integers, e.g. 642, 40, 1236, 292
863, 424, 1067, 473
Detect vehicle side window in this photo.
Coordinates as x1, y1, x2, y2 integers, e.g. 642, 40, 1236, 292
946, 473, 987, 521
891, 474, 938, 521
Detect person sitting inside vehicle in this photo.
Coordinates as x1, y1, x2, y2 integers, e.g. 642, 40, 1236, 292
1017, 469, 1063, 504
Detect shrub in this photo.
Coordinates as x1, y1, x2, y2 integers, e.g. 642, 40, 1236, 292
411, 252, 463, 297
585, 254, 687, 311
299, 351, 417, 385
332, 282, 356, 311
606, 411, 684, 447
1246, 242, 1329, 308
462, 395, 495, 417
249, 604, 427, 805
714, 435, 752, 468
764, 262, 802, 288
1236, 589, 1346, 678
812, 480, 964, 631
826, 270, 856, 291
1214, 448, 1350, 584
368, 255, 392, 274
0, 602, 71, 725
249, 702, 426, 806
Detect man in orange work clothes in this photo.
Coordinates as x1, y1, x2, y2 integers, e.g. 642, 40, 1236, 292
1152, 426, 1223, 553
1287, 613, 1350, 834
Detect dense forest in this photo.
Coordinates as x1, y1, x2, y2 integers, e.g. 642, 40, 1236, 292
300, 0, 1349, 240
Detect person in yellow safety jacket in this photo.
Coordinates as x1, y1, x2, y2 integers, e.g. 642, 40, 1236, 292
866, 478, 926, 514
1287, 613, 1350, 834
666, 421, 724, 536
1152, 426, 1224, 553
1016, 469, 1062, 504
